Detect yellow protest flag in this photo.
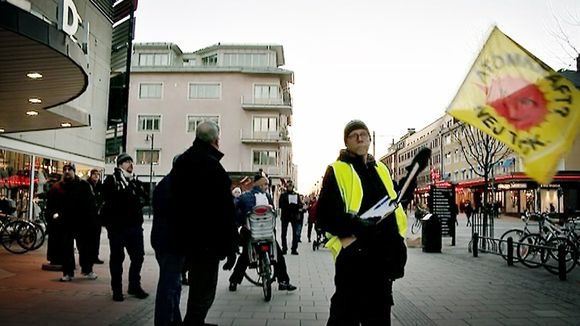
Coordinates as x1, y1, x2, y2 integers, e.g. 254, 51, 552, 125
447, 26, 580, 184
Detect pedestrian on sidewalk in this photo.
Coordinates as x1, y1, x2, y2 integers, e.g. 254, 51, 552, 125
101, 153, 150, 301
465, 200, 473, 227
278, 181, 303, 255
151, 155, 187, 326
46, 163, 99, 282
317, 120, 411, 326
306, 194, 318, 242
87, 169, 105, 264
227, 173, 297, 293
170, 121, 237, 326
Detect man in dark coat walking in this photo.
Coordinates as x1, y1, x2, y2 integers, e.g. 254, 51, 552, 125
46, 163, 98, 282
171, 120, 237, 326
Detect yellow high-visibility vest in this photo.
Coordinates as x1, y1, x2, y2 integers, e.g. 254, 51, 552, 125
325, 160, 408, 260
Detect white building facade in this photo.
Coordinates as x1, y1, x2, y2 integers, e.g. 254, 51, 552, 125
109, 43, 296, 191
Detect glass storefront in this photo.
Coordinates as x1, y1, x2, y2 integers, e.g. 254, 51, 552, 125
0, 149, 98, 219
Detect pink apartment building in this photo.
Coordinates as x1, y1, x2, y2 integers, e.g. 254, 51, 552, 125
106, 42, 296, 196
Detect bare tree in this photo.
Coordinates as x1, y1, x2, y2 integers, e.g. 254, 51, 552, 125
547, 2, 580, 69
451, 122, 511, 238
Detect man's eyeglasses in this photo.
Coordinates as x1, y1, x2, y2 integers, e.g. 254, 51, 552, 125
347, 131, 370, 140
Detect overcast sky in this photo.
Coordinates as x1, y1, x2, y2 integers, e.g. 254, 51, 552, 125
134, 0, 579, 192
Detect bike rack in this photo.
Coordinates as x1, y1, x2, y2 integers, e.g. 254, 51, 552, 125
472, 233, 571, 281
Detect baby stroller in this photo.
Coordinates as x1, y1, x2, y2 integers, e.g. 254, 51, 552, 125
312, 222, 328, 251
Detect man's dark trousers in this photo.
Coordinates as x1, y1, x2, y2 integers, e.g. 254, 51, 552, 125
155, 251, 185, 326
107, 226, 145, 293
62, 227, 94, 276
327, 241, 393, 326
281, 219, 301, 252
183, 252, 220, 325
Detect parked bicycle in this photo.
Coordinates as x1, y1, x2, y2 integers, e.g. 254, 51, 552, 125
498, 211, 542, 262
516, 211, 578, 274
0, 213, 37, 254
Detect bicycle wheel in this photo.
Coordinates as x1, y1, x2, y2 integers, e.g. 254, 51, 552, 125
499, 229, 525, 262
259, 252, 272, 302
1, 220, 36, 254
517, 233, 545, 268
542, 237, 577, 275
244, 268, 262, 286
28, 221, 46, 251
411, 220, 421, 235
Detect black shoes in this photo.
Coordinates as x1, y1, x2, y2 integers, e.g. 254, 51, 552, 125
112, 293, 124, 302
128, 287, 149, 299
229, 282, 237, 292
278, 281, 297, 291
282, 248, 288, 255
94, 258, 105, 264
113, 288, 148, 301
291, 250, 299, 255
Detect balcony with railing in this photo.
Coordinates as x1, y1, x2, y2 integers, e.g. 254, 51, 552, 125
253, 165, 282, 176
240, 130, 291, 145
240, 96, 292, 115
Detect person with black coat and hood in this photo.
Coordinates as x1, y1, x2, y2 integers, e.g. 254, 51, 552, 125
45, 163, 98, 282
101, 153, 149, 302
170, 120, 237, 326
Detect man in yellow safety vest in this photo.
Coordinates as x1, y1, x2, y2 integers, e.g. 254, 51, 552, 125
317, 120, 412, 326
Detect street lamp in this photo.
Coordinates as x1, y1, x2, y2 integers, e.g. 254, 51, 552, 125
371, 130, 395, 158
145, 133, 155, 219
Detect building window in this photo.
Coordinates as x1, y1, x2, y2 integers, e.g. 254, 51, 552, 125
253, 150, 277, 166
188, 83, 221, 99
136, 149, 160, 165
139, 83, 162, 99
223, 53, 268, 67
183, 59, 197, 66
202, 54, 217, 66
138, 115, 161, 132
253, 117, 278, 132
254, 85, 281, 104
138, 53, 169, 66
187, 115, 220, 133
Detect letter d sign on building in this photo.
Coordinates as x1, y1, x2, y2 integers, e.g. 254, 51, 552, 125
58, 0, 82, 37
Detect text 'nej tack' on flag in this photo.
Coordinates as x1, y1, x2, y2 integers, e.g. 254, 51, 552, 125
447, 26, 580, 184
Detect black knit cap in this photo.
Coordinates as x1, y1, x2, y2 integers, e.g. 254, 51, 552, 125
116, 153, 133, 166
344, 119, 370, 144
254, 173, 266, 182
63, 163, 76, 171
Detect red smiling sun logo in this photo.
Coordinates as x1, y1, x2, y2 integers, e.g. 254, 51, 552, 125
484, 76, 548, 131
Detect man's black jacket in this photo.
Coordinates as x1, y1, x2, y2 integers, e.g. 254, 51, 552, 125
278, 190, 302, 222
46, 177, 98, 229
101, 168, 148, 230
171, 138, 237, 260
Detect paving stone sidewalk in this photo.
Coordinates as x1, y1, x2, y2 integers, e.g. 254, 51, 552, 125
0, 213, 579, 325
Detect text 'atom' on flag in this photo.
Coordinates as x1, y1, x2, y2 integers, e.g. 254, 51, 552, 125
446, 26, 580, 184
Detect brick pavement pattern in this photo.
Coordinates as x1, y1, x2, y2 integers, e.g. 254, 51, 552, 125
0, 214, 579, 325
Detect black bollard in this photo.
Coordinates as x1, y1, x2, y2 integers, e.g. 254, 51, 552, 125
507, 237, 513, 266
472, 233, 478, 257
558, 244, 566, 281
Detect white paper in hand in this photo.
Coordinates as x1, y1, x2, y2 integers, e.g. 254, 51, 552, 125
288, 194, 298, 204
359, 193, 397, 219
